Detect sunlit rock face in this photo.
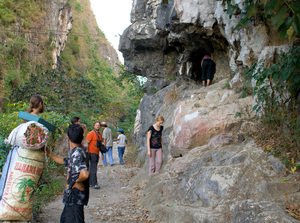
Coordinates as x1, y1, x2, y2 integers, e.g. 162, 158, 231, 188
124, 0, 290, 160
121, 1, 296, 222
45, 0, 73, 68
120, 0, 289, 90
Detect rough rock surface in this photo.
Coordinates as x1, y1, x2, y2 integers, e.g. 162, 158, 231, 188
45, 0, 73, 69
120, 0, 290, 90
120, 0, 299, 222
135, 139, 300, 222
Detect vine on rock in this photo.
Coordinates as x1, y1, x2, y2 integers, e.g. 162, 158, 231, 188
224, 0, 300, 40
243, 46, 300, 170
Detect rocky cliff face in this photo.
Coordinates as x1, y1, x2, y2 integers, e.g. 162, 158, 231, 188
45, 0, 73, 68
0, 0, 119, 111
120, 0, 299, 222
0, 0, 72, 110
120, 0, 289, 90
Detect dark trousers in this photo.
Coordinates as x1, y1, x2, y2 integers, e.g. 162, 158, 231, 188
202, 59, 215, 82
89, 153, 99, 186
60, 204, 84, 223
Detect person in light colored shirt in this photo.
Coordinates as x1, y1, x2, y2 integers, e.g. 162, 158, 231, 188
115, 129, 127, 164
101, 122, 114, 166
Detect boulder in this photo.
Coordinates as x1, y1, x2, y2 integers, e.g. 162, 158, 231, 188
137, 139, 300, 222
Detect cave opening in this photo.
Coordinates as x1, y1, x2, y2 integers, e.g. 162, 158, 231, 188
189, 49, 210, 82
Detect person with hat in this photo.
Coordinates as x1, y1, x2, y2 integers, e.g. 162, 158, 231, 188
101, 122, 114, 166
114, 129, 127, 165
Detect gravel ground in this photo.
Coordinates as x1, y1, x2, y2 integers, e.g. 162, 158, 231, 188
39, 148, 154, 223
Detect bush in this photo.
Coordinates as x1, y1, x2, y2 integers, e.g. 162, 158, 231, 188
243, 46, 300, 170
0, 102, 71, 171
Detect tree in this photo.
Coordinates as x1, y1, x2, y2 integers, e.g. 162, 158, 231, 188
16, 178, 36, 202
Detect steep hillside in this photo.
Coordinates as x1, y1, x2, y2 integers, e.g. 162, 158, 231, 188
60, 0, 119, 76
0, 0, 119, 112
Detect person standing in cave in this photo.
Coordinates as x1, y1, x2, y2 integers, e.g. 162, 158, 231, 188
201, 54, 216, 87
147, 116, 164, 176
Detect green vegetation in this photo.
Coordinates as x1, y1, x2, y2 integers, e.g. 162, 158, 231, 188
224, 0, 300, 40
0, 0, 144, 215
224, 0, 300, 172
243, 46, 300, 170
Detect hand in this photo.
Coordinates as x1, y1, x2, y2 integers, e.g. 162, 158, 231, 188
147, 151, 151, 157
73, 182, 85, 191
46, 148, 51, 157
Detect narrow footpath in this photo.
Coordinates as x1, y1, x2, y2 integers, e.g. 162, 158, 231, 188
39, 148, 153, 222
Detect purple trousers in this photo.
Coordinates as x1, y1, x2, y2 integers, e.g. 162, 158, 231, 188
149, 148, 163, 176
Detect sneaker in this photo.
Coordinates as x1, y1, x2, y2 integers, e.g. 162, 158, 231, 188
110, 164, 114, 166
93, 185, 100, 189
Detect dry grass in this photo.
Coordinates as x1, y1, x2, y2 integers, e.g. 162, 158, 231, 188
164, 87, 182, 104
125, 145, 141, 167
250, 121, 299, 170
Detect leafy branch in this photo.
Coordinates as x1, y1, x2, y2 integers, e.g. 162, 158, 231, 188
243, 46, 300, 166
224, 0, 300, 40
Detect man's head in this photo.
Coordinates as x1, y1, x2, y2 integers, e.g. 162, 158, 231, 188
27, 95, 44, 114
118, 129, 124, 134
94, 121, 101, 131
100, 122, 107, 129
67, 124, 84, 144
71, 116, 81, 124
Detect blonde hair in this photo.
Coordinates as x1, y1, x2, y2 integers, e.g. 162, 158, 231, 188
155, 116, 164, 122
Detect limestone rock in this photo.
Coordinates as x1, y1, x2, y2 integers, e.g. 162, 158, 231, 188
136, 139, 300, 222
120, 0, 290, 88
121, 0, 297, 222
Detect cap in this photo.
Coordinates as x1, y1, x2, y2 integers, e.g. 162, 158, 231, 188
118, 129, 124, 133
100, 122, 107, 127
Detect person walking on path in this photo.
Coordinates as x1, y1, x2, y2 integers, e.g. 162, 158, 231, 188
46, 124, 89, 223
86, 121, 102, 189
101, 122, 114, 166
114, 129, 127, 164
201, 54, 216, 87
147, 116, 164, 176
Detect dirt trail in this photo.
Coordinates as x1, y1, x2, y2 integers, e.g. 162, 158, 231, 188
39, 148, 152, 223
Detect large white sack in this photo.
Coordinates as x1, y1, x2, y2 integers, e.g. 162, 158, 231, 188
0, 146, 45, 221
5, 121, 49, 150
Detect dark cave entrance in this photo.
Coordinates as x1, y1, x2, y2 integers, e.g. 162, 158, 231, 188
189, 49, 210, 82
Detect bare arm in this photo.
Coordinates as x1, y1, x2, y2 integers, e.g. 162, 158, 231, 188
73, 169, 89, 191
46, 149, 64, 165
86, 139, 91, 144
147, 131, 151, 157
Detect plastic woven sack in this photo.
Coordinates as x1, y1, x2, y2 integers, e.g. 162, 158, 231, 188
0, 146, 45, 221
5, 121, 49, 150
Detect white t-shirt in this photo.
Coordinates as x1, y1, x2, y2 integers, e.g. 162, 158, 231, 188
117, 134, 127, 147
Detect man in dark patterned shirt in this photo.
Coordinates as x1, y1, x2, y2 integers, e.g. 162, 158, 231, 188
47, 124, 89, 223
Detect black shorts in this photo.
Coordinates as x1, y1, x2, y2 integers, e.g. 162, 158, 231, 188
202, 59, 216, 81
60, 204, 84, 223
